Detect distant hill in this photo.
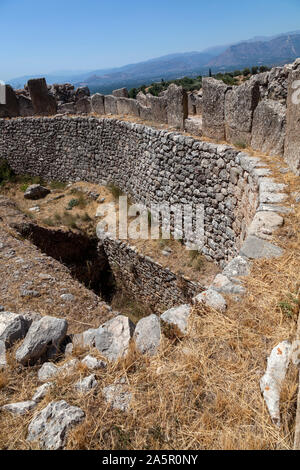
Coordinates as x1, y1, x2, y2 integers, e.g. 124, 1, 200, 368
8, 31, 300, 94
208, 33, 300, 69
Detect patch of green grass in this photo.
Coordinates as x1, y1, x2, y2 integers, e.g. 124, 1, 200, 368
0, 159, 15, 186
235, 141, 247, 149
66, 198, 80, 210
20, 183, 29, 193
107, 182, 123, 200
42, 217, 55, 227
50, 181, 67, 190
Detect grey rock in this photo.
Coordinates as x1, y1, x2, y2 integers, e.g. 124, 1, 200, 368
134, 314, 161, 356
166, 84, 188, 129
193, 289, 227, 312
24, 184, 50, 200
2, 401, 37, 415
0, 85, 19, 118
104, 95, 117, 115
211, 274, 246, 295
16, 316, 68, 365
103, 379, 132, 412
161, 304, 191, 336
74, 374, 97, 393
0, 311, 31, 347
112, 88, 129, 98
95, 316, 135, 362
73, 328, 98, 348
18, 94, 34, 117
32, 383, 53, 402
38, 362, 59, 382
284, 68, 300, 175
91, 93, 105, 115
240, 236, 283, 259
116, 97, 140, 117
81, 355, 107, 370
75, 97, 91, 114
222, 256, 250, 280
248, 211, 284, 240
60, 293, 74, 302
202, 78, 230, 141
27, 400, 85, 450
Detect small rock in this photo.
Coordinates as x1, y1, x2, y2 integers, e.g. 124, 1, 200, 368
24, 185, 50, 200
103, 379, 132, 412
60, 294, 75, 302
21, 289, 40, 298
211, 274, 246, 295
74, 374, 98, 394
27, 400, 85, 450
194, 289, 227, 312
161, 304, 191, 336
222, 256, 250, 280
59, 358, 79, 376
32, 383, 53, 402
2, 401, 37, 415
248, 212, 284, 240
260, 341, 291, 426
73, 328, 98, 348
134, 314, 161, 356
29, 206, 40, 213
38, 362, 59, 382
0, 306, 4, 312
0, 311, 31, 347
64, 343, 73, 356
81, 355, 107, 370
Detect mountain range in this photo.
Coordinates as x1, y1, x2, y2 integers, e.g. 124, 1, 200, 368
8, 30, 300, 94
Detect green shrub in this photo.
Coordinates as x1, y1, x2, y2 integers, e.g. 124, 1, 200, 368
235, 141, 247, 149
50, 181, 67, 190
0, 159, 15, 185
67, 198, 80, 210
107, 182, 123, 199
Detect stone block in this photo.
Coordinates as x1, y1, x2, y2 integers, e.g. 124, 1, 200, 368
251, 100, 286, 156
27, 78, 57, 116
284, 68, 300, 175
202, 78, 230, 141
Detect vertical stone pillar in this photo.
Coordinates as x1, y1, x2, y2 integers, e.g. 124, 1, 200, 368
27, 78, 57, 116
284, 68, 300, 175
166, 84, 188, 130
202, 78, 230, 142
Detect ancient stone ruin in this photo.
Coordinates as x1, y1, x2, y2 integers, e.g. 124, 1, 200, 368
0, 59, 299, 450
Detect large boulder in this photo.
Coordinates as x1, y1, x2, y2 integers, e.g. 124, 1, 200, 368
193, 289, 227, 312
18, 94, 34, 117
225, 80, 260, 146
104, 95, 117, 114
166, 84, 188, 129
133, 314, 161, 356
16, 316, 68, 365
202, 78, 230, 141
0, 312, 31, 347
94, 315, 135, 362
251, 100, 286, 156
0, 85, 19, 118
27, 400, 85, 450
74, 86, 90, 101
27, 78, 57, 116
145, 94, 168, 123
91, 93, 105, 115
161, 304, 191, 336
284, 68, 300, 175
116, 97, 140, 116
24, 184, 50, 200
112, 88, 129, 98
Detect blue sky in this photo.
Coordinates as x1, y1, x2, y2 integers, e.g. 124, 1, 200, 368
1, 0, 300, 80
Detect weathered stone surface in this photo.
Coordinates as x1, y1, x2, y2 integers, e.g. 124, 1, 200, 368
103, 378, 132, 412
94, 315, 135, 362
260, 341, 291, 426
18, 94, 34, 117
194, 288, 227, 312
2, 401, 37, 415
27, 400, 85, 450
166, 84, 188, 129
91, 93, 105, 115
24, 184, 50, 200
81, 355, 107, 370
259, 192, 287, 204
134, 314, 161, 356
73, 328, 98, 348
0, 85, 19, 118
116, 97, 140, 116
104, 95, 117, 114
75, 86, 90, 101
75, 97, 91, 114
0, 312, 30, 347
112, 88, 129, 98
284, 68, 300, 175
161, 304, 191, 336
16, 316, 68, 365
184, 117, 203, 136
146, 94, 168, 123
251, 100, 286, 156
32, 383, 53, 402
60, 293, 74, 302
27, 78, 57, 116
222, 256, 250, 280
58, 102, 75, 114
239, 236, 283, 259
74, 374, 97, 393
248, 211, 284, 240
38, 362, 59, 382
202, 78, 230, 141
0, 340, 6, 369
225, 80, 260, 146
211, 274, 246, 295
